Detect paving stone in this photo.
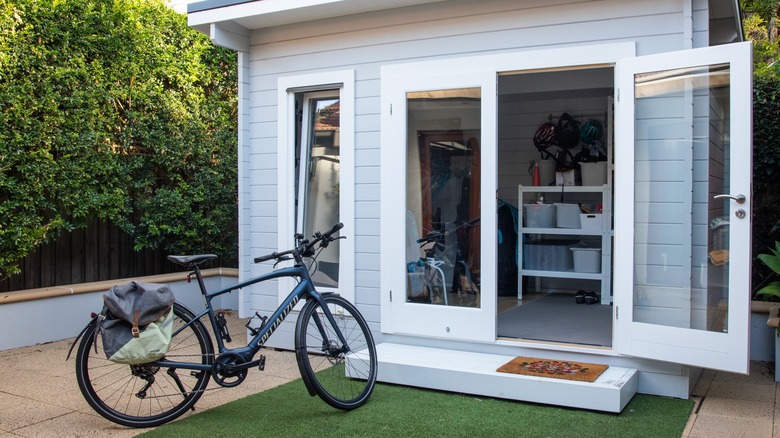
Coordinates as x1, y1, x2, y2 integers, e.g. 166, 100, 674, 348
11, 411, 140, 438
0, 392, 71, 432
697, 396, 774, 421
687, 414, 773, 438
714, 362, 776, 385
706, 380, 776, 403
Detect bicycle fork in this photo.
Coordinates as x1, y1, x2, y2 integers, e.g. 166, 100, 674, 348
295, 297, 351, 396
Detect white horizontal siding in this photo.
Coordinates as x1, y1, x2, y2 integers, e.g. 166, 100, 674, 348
241, 0, 690, 347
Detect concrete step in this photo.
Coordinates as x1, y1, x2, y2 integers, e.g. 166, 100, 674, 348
375, 342, 637, 412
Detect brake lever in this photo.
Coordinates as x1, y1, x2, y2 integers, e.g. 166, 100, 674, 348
320, 234, 345, 249
273, 256, 293, 268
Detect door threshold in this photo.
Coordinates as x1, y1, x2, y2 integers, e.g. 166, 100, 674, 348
496, 336, 615, 353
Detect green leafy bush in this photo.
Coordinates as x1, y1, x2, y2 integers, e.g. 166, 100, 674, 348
752, 76, 780, 297
0, 0, 237, 279
756, 242, 780, 300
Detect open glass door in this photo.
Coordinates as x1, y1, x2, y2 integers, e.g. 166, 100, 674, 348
614, 42, 752, 373
381, 65, 497, 342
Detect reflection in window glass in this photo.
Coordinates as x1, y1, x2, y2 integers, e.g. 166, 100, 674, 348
632, 64, 730, 332
297, 94, 340, 288
405, 88, 482, 308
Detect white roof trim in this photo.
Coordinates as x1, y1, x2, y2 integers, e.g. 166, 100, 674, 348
188, 0, 447, 30
209, 22, 249, 52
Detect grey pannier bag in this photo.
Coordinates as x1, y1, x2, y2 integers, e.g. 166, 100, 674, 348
97, 281, 175, 365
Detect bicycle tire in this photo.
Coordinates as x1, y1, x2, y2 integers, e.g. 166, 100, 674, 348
426, 268, 447, 305
75, 302, 214, 428
295, 295, 377, 410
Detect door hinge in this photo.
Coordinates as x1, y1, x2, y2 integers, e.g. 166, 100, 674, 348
615, 305, 618, 320
616, 89, 620, 102
390, 104, 393, 115
389, 290, 392, 302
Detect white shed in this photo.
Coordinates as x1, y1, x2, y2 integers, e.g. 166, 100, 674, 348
188, 0, 751, 412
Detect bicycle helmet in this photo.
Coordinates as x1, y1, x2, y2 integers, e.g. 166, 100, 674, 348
555, 112, 580, 149
533, 122, 557, 159
580, 119, 602, 144
574, 140, 607, 163
533, 122, 557, 148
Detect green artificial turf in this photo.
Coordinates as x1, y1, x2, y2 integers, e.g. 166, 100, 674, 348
140, 377, 694, 438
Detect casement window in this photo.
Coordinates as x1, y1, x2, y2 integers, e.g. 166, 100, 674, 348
278, 71, 355, 302
295, 91, 341, 288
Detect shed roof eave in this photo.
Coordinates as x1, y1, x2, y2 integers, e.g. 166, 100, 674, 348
709, 0, 744, 44
187, 0, 448, 31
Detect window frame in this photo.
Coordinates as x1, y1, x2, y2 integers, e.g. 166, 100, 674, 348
277, 70, 355, 303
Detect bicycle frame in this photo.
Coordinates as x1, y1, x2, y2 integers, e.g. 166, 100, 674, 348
154, 263, 348, 372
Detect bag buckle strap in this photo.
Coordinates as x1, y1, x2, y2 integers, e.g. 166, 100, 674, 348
132, 310, 141, 338
93, 312, 106, 353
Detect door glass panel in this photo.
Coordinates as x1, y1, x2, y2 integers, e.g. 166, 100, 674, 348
632, 64, 730, 332
405, 88, 481, 308
298, 95, 340, 288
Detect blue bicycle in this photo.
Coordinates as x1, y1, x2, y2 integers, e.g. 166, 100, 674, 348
71, 223, 377, 428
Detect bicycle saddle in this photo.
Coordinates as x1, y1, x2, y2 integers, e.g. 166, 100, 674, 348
167, 254, 218, 267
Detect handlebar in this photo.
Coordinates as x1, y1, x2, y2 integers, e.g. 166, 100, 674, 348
415, 217, 481, 244
253, 223, 344, 264
417, 230, 444, 244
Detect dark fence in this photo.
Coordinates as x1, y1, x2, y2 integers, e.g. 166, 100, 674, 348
2, 220, 186, 292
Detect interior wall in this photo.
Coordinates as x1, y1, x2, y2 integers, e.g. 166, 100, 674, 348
497, 68, 614, 206
497, 67, 614, 295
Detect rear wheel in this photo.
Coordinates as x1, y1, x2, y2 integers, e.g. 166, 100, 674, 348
295, 295, 377, 410
75, 302, 213, 428
427, 270, 446, 305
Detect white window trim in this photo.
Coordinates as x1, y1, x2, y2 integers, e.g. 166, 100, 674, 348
277, 70, 355, 303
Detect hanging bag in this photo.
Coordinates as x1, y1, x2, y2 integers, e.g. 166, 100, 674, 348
555, 112, 581, 149
97, 281, 175, 365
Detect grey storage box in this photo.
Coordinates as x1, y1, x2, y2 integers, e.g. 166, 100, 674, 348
523, 238, 577, 271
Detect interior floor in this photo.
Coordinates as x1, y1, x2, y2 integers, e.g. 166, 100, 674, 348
497, 291, 613, 347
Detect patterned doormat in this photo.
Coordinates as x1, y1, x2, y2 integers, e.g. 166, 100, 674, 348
496, 356, 609, 382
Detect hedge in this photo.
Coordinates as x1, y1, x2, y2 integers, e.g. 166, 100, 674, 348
0, 0, 238, 279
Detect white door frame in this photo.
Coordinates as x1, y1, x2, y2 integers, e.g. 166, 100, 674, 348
613, 42, 752, 373
380, 65, 498, 342
379, 43, 636, 342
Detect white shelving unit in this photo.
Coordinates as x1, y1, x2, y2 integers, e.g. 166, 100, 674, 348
517, 184, 613, 305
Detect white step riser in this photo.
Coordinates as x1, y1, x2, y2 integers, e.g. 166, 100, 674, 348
373, 343, 638, 413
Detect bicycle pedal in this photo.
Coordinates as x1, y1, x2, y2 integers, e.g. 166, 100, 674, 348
258, 354, 266, 371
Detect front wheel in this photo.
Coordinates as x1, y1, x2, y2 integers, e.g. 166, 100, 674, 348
295, 295, 377, 410
75, 302, 214, 428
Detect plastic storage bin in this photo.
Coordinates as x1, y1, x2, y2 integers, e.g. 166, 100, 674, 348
523, 204, 555, 228
555, 204, 580, 228
523, 239, 577, 271
580, 162, 607, 186
580, 213, 603, 231
570, 247, 601, 273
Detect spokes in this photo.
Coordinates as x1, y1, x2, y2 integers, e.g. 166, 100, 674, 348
297, 296, 376, 409
75, 303, 213, 427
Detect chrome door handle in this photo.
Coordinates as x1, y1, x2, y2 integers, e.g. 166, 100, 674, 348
714, 194, 746, 204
